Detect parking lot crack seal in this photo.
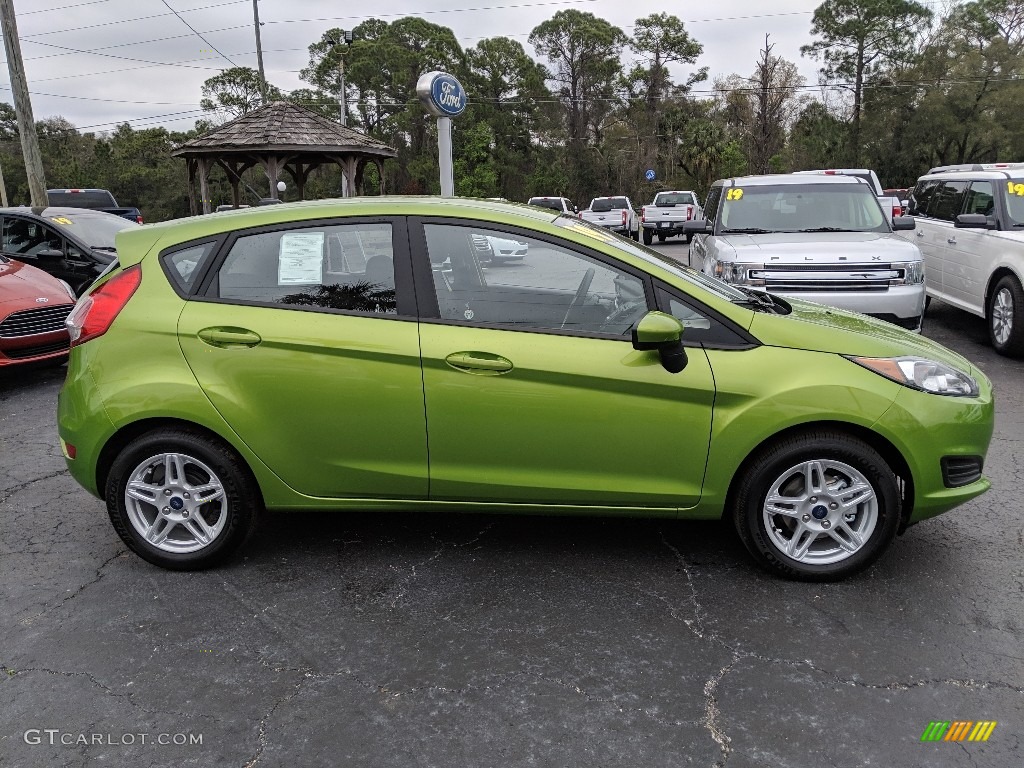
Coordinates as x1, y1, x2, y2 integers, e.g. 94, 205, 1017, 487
0, 469, 70, 506
242, 674, 310, 768
18, 549, 128, 626
702, 658, 739, 768
0, 664, 220, 722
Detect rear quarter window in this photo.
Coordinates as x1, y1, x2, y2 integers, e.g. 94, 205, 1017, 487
162, 241, 218, 294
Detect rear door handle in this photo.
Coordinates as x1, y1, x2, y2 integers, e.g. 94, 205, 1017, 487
916, 231, 925, 237
445, 351, 513, 374
197, 327, 262, 348
947, 237, 957, 245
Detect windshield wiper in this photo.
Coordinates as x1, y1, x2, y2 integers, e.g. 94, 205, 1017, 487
793, 227, 860, 233
719, 227, 773, 234
732, 285, 777, 311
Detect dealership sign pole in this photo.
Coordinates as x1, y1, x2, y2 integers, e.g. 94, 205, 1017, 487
416, 71, 467, 198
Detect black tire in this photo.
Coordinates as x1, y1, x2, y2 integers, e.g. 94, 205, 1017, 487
642, 228, 653, 245
731, 431, 901, 581
987, 274, 1024, 357
632, 225, 640, 241
105, 428, 261, 570
685, 233, 694, 244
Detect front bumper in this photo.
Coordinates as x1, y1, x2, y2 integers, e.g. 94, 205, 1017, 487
773, 284, 926, 325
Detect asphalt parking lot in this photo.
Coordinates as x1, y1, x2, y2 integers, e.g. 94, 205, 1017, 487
2, 240, 1022, 767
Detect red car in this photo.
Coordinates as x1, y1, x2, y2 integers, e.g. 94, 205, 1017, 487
0, 254, 76, 368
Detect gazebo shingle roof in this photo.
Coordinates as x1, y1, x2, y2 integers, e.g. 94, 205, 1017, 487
171, 100, 396, 157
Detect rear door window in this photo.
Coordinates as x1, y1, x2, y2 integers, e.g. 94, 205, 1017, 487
208, 222, 402, 315
963, 181, 995, 216
927, 181, 969, 221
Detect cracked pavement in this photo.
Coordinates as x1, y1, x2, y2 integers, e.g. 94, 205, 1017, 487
1, 291, 1022, 767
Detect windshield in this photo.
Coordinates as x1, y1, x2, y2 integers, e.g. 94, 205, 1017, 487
47, 190, 118, 209
554, 215, 749, 302
591, 197, 627, 212
47, 212, 139, 247
654, 193, 695, 206
718, 184, 888, 233
528, 198, 565, 211
1003, 178, 1024, 226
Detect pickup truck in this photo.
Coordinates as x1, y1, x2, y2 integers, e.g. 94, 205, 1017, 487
640, 190, 704, 245
580, 196, 639, 240
46, 189, 143, 224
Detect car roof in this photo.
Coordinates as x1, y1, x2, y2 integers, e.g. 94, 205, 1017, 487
715, 174, 862, 187
0, 206, 127, 218
115, 196, 561, 264
654, 190, 696, 195
918, 169, 1024, 181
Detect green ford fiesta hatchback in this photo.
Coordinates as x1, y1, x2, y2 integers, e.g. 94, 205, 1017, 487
57, 197, 994, 580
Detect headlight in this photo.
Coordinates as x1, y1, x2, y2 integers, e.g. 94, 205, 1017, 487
712, 260, 765, 287
891, 261, 924, 285
58, 279, 77, 301
849, 356, 978, 396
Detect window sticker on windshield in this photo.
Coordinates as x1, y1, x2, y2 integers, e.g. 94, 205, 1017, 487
726, 189, 744, 201
1007, 182, 1024, 196
49, 217, 73, 225
278, 232, 324, 285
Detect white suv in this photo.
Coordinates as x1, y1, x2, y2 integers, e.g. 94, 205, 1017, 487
901, 163, 1024, 356
527, 196, 577, 215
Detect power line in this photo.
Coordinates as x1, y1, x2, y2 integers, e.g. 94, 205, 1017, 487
21, 0, 118, 15
21, 0, 250, 38
157, 0, 239, 67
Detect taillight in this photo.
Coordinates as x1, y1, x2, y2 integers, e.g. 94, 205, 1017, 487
686, 206, 693, 220
66, 264, 142, 348
892, 205, 901, 219
136, 215, 144, 224
622, 210, 628, 226
640, 209, 645, 223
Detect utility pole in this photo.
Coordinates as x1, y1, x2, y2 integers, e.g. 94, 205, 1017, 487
252, 0, 268, 103
328, 31, 353, 126
0, 0, 46, 207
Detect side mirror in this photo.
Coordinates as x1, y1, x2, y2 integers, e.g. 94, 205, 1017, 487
891, 216, 916, 231
631, 311, 688, 373
682, 220, 714, 234
35, 248, 64, 261
954, 213, 990, 229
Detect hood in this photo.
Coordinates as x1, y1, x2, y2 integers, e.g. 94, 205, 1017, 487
719, 232, 921, 264
749, 297, 977, 374
0, 259, 74, 312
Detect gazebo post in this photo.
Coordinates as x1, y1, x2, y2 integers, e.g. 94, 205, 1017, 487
198, 157, 212, 215
375, 160, 385, 194
266, 156, 280, 200
186, 158, 197, 216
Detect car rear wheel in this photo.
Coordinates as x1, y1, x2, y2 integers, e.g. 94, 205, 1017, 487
732, 431, 900, 581
987, 275, 1024, 357
106, 429, 260, 570
642, 228, 653, 245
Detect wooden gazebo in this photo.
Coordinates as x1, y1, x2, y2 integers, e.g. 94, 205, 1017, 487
172, 101, 398, 214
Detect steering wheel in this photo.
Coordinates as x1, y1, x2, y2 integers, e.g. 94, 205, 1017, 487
561, 268, 595, 329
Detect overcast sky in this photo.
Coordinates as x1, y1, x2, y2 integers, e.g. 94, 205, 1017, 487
5, 0, 946, 134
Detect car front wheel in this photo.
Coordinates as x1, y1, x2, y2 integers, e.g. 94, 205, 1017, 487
106, 428, 260, 570
988, 274, 1024, 357
732, 431, 900, 581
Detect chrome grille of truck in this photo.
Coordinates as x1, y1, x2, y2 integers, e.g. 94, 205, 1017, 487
749, 264, 898, 292
0, 304, 74, 338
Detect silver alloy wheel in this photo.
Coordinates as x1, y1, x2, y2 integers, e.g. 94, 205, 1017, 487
992, 287, 1014, 346
762, 459, 878, 565
124, 452, 228, 554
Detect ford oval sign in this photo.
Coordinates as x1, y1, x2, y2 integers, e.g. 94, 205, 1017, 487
416, 71, 467, 118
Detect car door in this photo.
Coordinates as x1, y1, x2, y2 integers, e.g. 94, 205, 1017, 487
0, 216, 79, 287
907, 179, 945, 298
411, 219, 715, 508
176, 217, 429, 500
943, 180, 997, 315
925, 181, 969, 306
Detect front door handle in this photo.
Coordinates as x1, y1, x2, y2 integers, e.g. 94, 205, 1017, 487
947, 237, 957, 245
197, 327, 262, 348
916, 230, 925, 237
445, 351, 513, 374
